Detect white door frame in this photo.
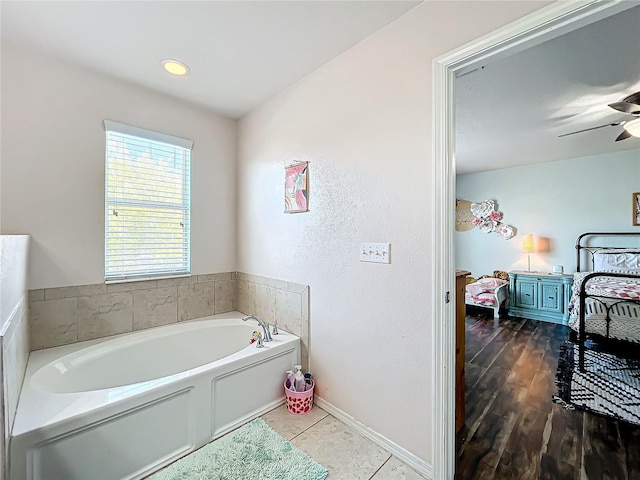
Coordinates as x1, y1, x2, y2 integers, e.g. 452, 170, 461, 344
431, 1, 633, 478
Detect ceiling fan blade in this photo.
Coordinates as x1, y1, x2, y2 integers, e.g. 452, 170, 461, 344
558, 122, 621, 138
609, 91, 640, 114
608, 101, 640, 115
615, 129, 632, 142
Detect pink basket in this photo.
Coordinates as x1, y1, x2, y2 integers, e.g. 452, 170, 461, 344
284, 380, 315, 415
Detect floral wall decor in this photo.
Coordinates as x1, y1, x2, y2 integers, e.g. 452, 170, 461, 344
457, 199, 516, 239
284, 161, 309, 213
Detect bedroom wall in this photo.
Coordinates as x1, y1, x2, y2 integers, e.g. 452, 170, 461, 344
237, 0, 549, 467
0, 42, 237, 290
456, 149, 640, 278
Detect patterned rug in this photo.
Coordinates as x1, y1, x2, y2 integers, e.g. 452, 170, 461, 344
148, 418, 328, 480
553, 341, 640, 426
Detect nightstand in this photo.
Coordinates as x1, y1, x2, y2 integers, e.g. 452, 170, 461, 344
508, 271, 573, 325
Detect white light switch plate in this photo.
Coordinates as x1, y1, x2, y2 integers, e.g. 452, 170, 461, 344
359, 243, 390, 264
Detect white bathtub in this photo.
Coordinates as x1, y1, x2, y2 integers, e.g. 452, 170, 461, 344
10, 312, 300, 480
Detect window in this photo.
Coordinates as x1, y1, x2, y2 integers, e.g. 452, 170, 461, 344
104, 120, 192, 282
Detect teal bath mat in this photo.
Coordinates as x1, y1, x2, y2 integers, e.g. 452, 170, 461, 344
148, 418, 328, 480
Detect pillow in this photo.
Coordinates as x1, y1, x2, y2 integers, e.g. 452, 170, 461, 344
593, 249, 640, 272
477, 277, 508, 289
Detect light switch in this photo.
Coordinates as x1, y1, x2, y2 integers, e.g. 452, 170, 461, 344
359, 243, 390, 264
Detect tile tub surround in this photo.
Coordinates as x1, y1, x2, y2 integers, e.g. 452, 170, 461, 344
1, 234, 31, 480
2, 300, 29, 446
235, 272, 310, 372
29, 273, 238, 350
28, 272, 310, 371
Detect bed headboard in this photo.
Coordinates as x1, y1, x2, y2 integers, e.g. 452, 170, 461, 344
575, 232, 640, 272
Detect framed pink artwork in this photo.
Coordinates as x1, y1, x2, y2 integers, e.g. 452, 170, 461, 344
284, 162, 308, 213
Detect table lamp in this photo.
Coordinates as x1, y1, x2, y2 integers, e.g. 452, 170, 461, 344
521, 234, 535, 272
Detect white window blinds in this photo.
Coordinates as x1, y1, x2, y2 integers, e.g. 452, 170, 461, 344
104, 120, 192, 282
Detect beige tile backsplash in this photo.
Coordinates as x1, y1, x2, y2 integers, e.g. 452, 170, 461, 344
214, 280, 235, 314
133, 286, 178, 329
30, 297, 78, 350
177, 282, 214, 322
78, 292, 133, 341
236, 273, 310, 371
29, 271, 310, 370
254, 284, 276, 324
235, 279, 256, 314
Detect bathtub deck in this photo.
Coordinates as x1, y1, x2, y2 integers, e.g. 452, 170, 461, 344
11, 313, 302, 480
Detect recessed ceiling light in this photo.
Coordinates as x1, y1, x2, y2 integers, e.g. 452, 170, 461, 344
161, 59, 190, 76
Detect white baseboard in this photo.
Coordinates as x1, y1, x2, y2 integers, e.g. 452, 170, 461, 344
314, 396, 433, 479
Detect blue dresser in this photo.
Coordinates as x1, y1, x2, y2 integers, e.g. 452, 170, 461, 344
508, 271, 574, 325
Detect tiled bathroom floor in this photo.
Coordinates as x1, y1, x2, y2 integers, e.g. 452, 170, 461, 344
261, 404, 427, 480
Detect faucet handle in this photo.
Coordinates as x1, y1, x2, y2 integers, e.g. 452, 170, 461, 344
272, 321, 279, 335
255, 332, 264, 348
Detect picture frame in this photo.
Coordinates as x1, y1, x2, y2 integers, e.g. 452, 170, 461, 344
634, 192, 640, 226
284, 161, 309, 213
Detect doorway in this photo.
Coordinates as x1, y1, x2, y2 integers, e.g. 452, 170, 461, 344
431, 1, 636, 479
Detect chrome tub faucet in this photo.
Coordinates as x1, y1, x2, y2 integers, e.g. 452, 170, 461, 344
242, 315, 273, 342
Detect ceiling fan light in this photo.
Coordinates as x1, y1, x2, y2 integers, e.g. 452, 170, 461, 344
623, 118, 640, 137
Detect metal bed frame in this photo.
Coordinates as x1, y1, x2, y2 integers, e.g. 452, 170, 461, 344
574, 232, 640, 371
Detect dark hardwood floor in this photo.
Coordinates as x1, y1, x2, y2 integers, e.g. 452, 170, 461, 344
456, 310, 640, 480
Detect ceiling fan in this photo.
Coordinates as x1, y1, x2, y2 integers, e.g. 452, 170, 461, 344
559, 91, 640, 142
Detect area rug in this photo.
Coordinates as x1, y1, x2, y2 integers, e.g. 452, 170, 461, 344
148, 418, 328, 480
553, 340, 640, 426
